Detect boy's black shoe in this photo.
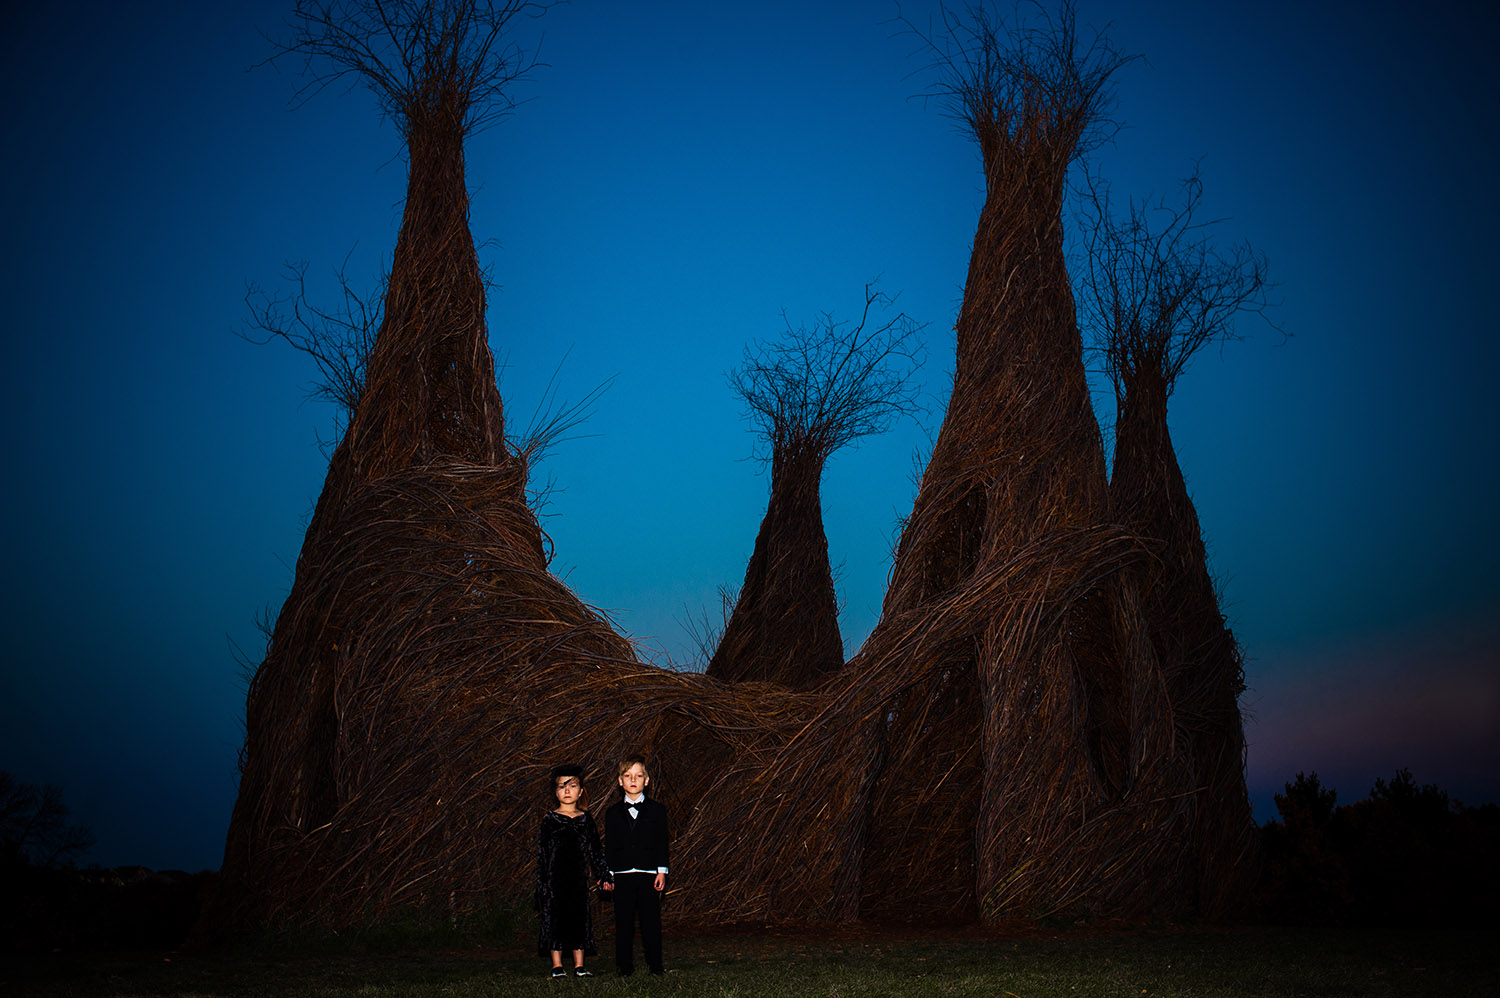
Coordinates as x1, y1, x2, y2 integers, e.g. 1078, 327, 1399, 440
550, 966, 567, 978
574, 967, 593, 977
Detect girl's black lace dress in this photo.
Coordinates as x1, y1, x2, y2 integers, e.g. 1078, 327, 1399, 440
535, 809, 611, 956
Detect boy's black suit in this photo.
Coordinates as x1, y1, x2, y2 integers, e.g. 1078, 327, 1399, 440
604, 797, 668, 974
604, 797, 669, 873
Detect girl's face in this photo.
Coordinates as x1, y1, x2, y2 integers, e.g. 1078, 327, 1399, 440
554, 775, 582, 808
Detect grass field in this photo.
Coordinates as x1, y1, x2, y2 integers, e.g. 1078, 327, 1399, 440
8, 923, 1496, 997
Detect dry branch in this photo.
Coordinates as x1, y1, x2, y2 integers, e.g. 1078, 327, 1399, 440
241, 259, 385, 423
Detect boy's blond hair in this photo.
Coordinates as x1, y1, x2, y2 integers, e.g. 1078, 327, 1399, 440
618, 754, 649, 776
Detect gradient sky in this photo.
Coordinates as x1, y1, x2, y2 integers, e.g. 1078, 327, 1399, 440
2, 0, 1496, 873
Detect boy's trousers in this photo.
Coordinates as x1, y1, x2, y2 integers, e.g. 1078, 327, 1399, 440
612, 873, 662, 973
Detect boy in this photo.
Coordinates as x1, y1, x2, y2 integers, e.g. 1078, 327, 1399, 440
604, 755, 668, 976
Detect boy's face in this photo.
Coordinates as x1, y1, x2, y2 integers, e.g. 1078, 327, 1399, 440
554, 776, 581, 807
618, 763, 648, 798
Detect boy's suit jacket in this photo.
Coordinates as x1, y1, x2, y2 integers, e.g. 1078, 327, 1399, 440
604, 797, 669, 873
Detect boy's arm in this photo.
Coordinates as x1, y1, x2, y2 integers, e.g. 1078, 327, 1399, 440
656, 803, 669, 885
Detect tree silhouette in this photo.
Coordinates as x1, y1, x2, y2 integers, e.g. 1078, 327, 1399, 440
1259, 771, 1348, 923
0, 770, 94, 869
1274, 770, 1337, 827
1257, 770, 1500, 926
1346, 769, 1456, 924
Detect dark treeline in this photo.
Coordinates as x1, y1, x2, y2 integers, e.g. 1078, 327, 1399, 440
1, 770, 210, 952
1255, 769, 1500, 926
1, 864, 213, 953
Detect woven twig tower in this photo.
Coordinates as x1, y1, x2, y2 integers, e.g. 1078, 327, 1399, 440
707, 437, 844, 688
214, 3, 875, 930
213, 0, 645, 929
1109, 364, 1257, 917
214, 0, 1260, 932
708, 295, 923, 689
1084, 173, 1270, 919
843, 5, 1202, 922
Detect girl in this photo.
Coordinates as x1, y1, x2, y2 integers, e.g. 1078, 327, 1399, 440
535, 764, 613, 977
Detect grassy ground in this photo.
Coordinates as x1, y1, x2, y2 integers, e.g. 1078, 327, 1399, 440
7, 923, 1495, 997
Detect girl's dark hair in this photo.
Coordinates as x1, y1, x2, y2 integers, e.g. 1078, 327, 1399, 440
548, 764, 587, 810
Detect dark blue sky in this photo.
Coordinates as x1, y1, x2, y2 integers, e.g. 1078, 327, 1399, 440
2, 0, 1496, 872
